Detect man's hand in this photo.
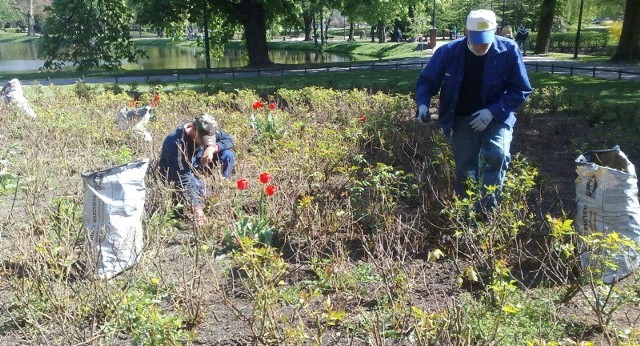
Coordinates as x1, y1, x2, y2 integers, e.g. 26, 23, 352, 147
417, 104, 429, 123
200, 144, 219, 166
470, 109, 493, 131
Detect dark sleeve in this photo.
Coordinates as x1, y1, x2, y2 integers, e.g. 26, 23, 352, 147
215, 130, 234, 151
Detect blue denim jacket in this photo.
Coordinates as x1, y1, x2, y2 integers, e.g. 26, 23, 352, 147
416, 36, 532, 136
158, 124, 234, 206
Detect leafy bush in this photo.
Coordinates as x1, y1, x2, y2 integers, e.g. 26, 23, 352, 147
529, 30, 609, 52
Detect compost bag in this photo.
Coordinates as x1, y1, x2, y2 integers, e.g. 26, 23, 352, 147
82, 159, 149, 279
116, 105, 153, 142
575, 146, 640, 283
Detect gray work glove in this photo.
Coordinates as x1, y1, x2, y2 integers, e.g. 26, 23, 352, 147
417, 104, 429, 123
470, 108, 493, 131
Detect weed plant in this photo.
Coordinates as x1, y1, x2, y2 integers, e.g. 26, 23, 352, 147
0, 81, 638, 345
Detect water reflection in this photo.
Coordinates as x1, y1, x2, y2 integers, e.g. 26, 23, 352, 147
0, 42, 356, 72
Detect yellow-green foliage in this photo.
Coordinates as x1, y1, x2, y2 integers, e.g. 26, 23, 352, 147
609, 21, 623, 43
1, 83, 638, 345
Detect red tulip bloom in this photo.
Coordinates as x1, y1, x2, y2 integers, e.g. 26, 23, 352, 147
259, 172, 271, 184
265, 185, 277, 196
128, 100, 137, 107
268, 102, 277, 110
359, 115, 367, 122
236, 179, 249, 190
252, 100, 264, 110
154, 94, 161, 102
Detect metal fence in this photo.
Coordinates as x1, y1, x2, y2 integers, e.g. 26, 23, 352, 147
135, 60, 640, 83
16, 59, 640, 86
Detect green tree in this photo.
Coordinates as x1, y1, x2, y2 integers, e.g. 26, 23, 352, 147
611, 0, 640, 61
8, 0, 45, 36
222, 0, 303, 65
358, 0, 416, 43
41, 0, 144, 70
0, 2, 20, 26
132, 0, 301, 67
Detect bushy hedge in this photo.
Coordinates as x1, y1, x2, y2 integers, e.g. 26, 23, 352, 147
529, 30, 609, 52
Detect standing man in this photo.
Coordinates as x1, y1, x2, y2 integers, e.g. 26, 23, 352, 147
515, 23, 529, 56
158, 113, 235, 224
415, 9, 532, 212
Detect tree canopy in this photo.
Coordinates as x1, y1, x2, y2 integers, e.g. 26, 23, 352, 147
36, 0, 637, 69
40, 0, 144, 70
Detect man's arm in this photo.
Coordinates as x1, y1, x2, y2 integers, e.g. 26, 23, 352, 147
416, 45, 449, 112
199, 130, 234, 166
486, 50, 532, 121
215, 130, 234, 151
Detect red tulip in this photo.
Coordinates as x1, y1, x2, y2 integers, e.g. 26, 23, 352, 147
259, 172, 271, 184
236, 179, 249, 190
268, 102, 277, 110
265, 185, 277, 196
359, 115, 367, 122
128, 100, 137, 107
154, 94, 161, 102
252, 100, 264, 110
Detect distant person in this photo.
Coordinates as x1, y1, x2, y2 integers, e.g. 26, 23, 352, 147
515, 24, 529, 56
158, 113, 235, 224
502, 23, 513, 39
395, 28, 403, 42
451, 24, 458, 39
415, 9, 532, 213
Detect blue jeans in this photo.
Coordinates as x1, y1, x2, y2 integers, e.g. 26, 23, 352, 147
450, 116, 513, 210
193, 148, 235, 179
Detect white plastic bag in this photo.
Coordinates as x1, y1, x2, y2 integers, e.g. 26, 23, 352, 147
116, 105, 153, 142
1, 78, 37, 119
82, 159, 149, 279
575, 146, 640, 283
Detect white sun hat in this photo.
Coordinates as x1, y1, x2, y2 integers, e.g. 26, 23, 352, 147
466, 9, 497, 44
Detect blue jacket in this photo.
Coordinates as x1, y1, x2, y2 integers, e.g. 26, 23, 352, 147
158, 123, 234, 206
416, 36, 532, 136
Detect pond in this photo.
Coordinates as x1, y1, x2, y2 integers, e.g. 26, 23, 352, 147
0, 42, 356, 73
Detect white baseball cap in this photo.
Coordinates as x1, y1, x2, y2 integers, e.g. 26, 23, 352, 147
466, 10, 497, 44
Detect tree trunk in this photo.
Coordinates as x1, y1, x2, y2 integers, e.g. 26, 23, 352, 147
324, 17, 331, 41
313, 14, 319, 49
27, 0, 35, 36
377, 20, 386, 43
611, 0, 640, 62
319, 11, 325, 46
348, 21, 354, 41
303, 14, 313, 41
533, 0, 556, 54
370, 24, 376, 42
240, 0, 272, 66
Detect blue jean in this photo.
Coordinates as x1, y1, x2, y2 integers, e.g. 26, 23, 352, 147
450, 116, 513, 209
193, 148, 235, 179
